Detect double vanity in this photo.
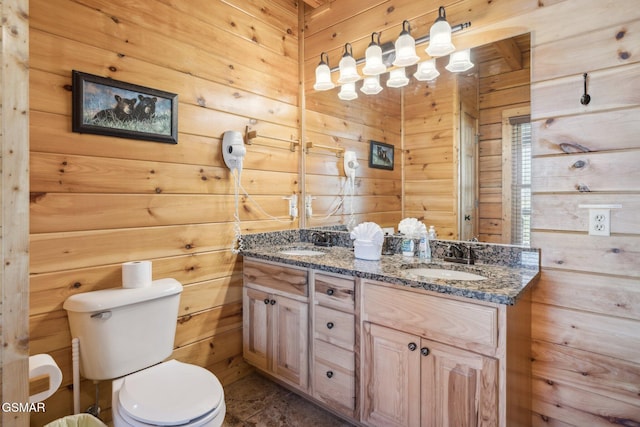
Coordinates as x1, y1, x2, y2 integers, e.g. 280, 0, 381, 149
240, 229, 539, 427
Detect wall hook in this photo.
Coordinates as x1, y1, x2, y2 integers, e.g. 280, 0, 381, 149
580, 73, 591, 105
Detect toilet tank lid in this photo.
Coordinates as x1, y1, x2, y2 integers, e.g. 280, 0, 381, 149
63, 278, 183, 313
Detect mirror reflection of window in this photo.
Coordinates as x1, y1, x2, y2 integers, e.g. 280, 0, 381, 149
502, 110, 531, 246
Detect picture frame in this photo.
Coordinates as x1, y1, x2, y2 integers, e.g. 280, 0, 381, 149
72, 70, 178, 144
369, 140, 395, 170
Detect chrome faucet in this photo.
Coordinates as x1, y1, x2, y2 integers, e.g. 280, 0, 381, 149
444, 243, 476, 265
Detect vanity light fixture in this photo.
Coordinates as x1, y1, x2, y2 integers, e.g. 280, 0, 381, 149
392, 21, 420, 67
337, 43, 359, 84
362, 32, 386, 76
425, 6, 455, 57
445, 48, 474, 72
413, 59, 440, 81
313, 52, 335, 91
360, 75, 383, 95
313, 6, 472, 100
386, 67, 410, 88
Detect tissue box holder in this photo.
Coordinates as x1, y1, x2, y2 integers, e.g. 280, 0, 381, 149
354, 240, 382, 261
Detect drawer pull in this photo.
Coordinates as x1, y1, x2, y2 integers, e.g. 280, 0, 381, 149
326, 288, 335, 296
270, 299, 276, 305
263, 298, 270, 305
421, 347, 430, 356
326, 370, 334, 378
326, 322, 334, 329
408, 342, 417, 351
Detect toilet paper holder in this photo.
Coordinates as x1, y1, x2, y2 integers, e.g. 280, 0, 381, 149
29, 353, 63, 403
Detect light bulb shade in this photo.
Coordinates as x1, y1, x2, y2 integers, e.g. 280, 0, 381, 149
314, 63, 335, 91
338, 43, 359, 84
413, 59, 440, 81
426, 7, 455, 57
338, 82, 358, 100
363, 44, 386, 75
393, 21, 419, 67
445, 49, 474, 72
386, 67, 409, 88
360, 75, 383, 95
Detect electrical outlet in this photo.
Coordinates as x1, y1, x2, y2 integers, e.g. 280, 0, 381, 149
588, 208, 610, 236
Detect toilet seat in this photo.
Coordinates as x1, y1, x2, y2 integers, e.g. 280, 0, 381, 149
117, 360, 224, 426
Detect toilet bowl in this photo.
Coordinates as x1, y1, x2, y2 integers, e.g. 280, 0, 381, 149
112, 360, 225, 427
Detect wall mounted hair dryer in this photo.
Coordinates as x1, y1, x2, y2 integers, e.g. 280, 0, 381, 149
222, 131, 246, 174
344, 151, 359, 181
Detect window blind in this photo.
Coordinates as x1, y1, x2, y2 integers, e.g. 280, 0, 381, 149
510, 118, 531, 246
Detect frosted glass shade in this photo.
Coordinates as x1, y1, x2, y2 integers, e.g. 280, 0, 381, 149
360, 75, 383, 95
393, 33, 419, 67
445, 49, 474, 72
413, 59, 440, 81
426, 19, 454, 57
338, 82, 358, 100
363, 44, 386, 75
386, 67, 409, 88
338, 52, 359, 84
313, 62, 335, 91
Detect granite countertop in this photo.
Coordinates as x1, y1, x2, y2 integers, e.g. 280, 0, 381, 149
241, 240, 540, 306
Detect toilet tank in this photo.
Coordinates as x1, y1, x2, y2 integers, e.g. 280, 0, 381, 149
63, 278, 183, 381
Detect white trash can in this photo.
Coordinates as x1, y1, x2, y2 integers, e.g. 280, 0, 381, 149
44, 413, 106, 427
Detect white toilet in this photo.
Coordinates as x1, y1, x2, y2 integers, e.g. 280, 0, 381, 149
63, 278, 226, 427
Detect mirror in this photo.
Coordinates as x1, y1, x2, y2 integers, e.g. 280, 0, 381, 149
303, 34, 531, 245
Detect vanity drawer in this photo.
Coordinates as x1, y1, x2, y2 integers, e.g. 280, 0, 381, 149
313, 341, 355, 416
314, 305, 355, 351
243, 259, 308, 297
363, 282, 498, 350
314, 273, 355, 312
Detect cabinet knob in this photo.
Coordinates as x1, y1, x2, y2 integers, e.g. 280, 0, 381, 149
263, 298, 270, 305
326, 370, 334, 378
270, 299, 276, 305
326, 288, 335, 296
326, 322, 334, 329
408, 342, 417, 351
421, 347, 430, 356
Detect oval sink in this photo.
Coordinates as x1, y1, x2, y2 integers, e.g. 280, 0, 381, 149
278, 249, 325, 256
403, 268, 486, 281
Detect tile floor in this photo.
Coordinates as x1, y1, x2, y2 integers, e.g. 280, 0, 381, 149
222, 372, 356, 427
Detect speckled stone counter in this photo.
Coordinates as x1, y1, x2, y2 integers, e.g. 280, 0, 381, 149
240, 230, 540, 305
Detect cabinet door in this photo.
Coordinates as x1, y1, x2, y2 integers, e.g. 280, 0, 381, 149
272, 294, 309, 391
362, 322, 421, 427
421, 339, 498, 427
243, 287, 271, 371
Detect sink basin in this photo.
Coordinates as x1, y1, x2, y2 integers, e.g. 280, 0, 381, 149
278, 249, 325, 256
403, 268, 486, 281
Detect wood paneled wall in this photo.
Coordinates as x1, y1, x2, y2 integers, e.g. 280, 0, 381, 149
28, 0, 300, 424
304, 0, 640, 425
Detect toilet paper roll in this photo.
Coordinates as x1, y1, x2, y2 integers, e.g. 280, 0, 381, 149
29, 354, 63, 403
122, 260, 152, 289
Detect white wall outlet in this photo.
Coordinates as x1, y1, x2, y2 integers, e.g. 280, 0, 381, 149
588, 208, 610, 236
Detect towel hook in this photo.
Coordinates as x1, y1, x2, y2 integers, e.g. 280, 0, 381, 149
580, 73, 591, 105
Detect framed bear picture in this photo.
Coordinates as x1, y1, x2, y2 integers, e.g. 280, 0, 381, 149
72, 70, 178, 144
369, 140, 394, 170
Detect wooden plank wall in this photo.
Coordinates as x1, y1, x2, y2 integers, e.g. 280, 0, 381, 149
1, 0, 31, 425
304, 0, 640, 425
28, 0, 300, 424
477, 35, 531, 243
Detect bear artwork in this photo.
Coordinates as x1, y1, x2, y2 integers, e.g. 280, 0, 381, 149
93, 95, 136, 122
133, 95, 157, 121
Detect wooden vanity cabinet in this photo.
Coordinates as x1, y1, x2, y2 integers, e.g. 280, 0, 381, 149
243, 259, 309, 392
311, 271, 357, 419
361, 280, 531, 427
